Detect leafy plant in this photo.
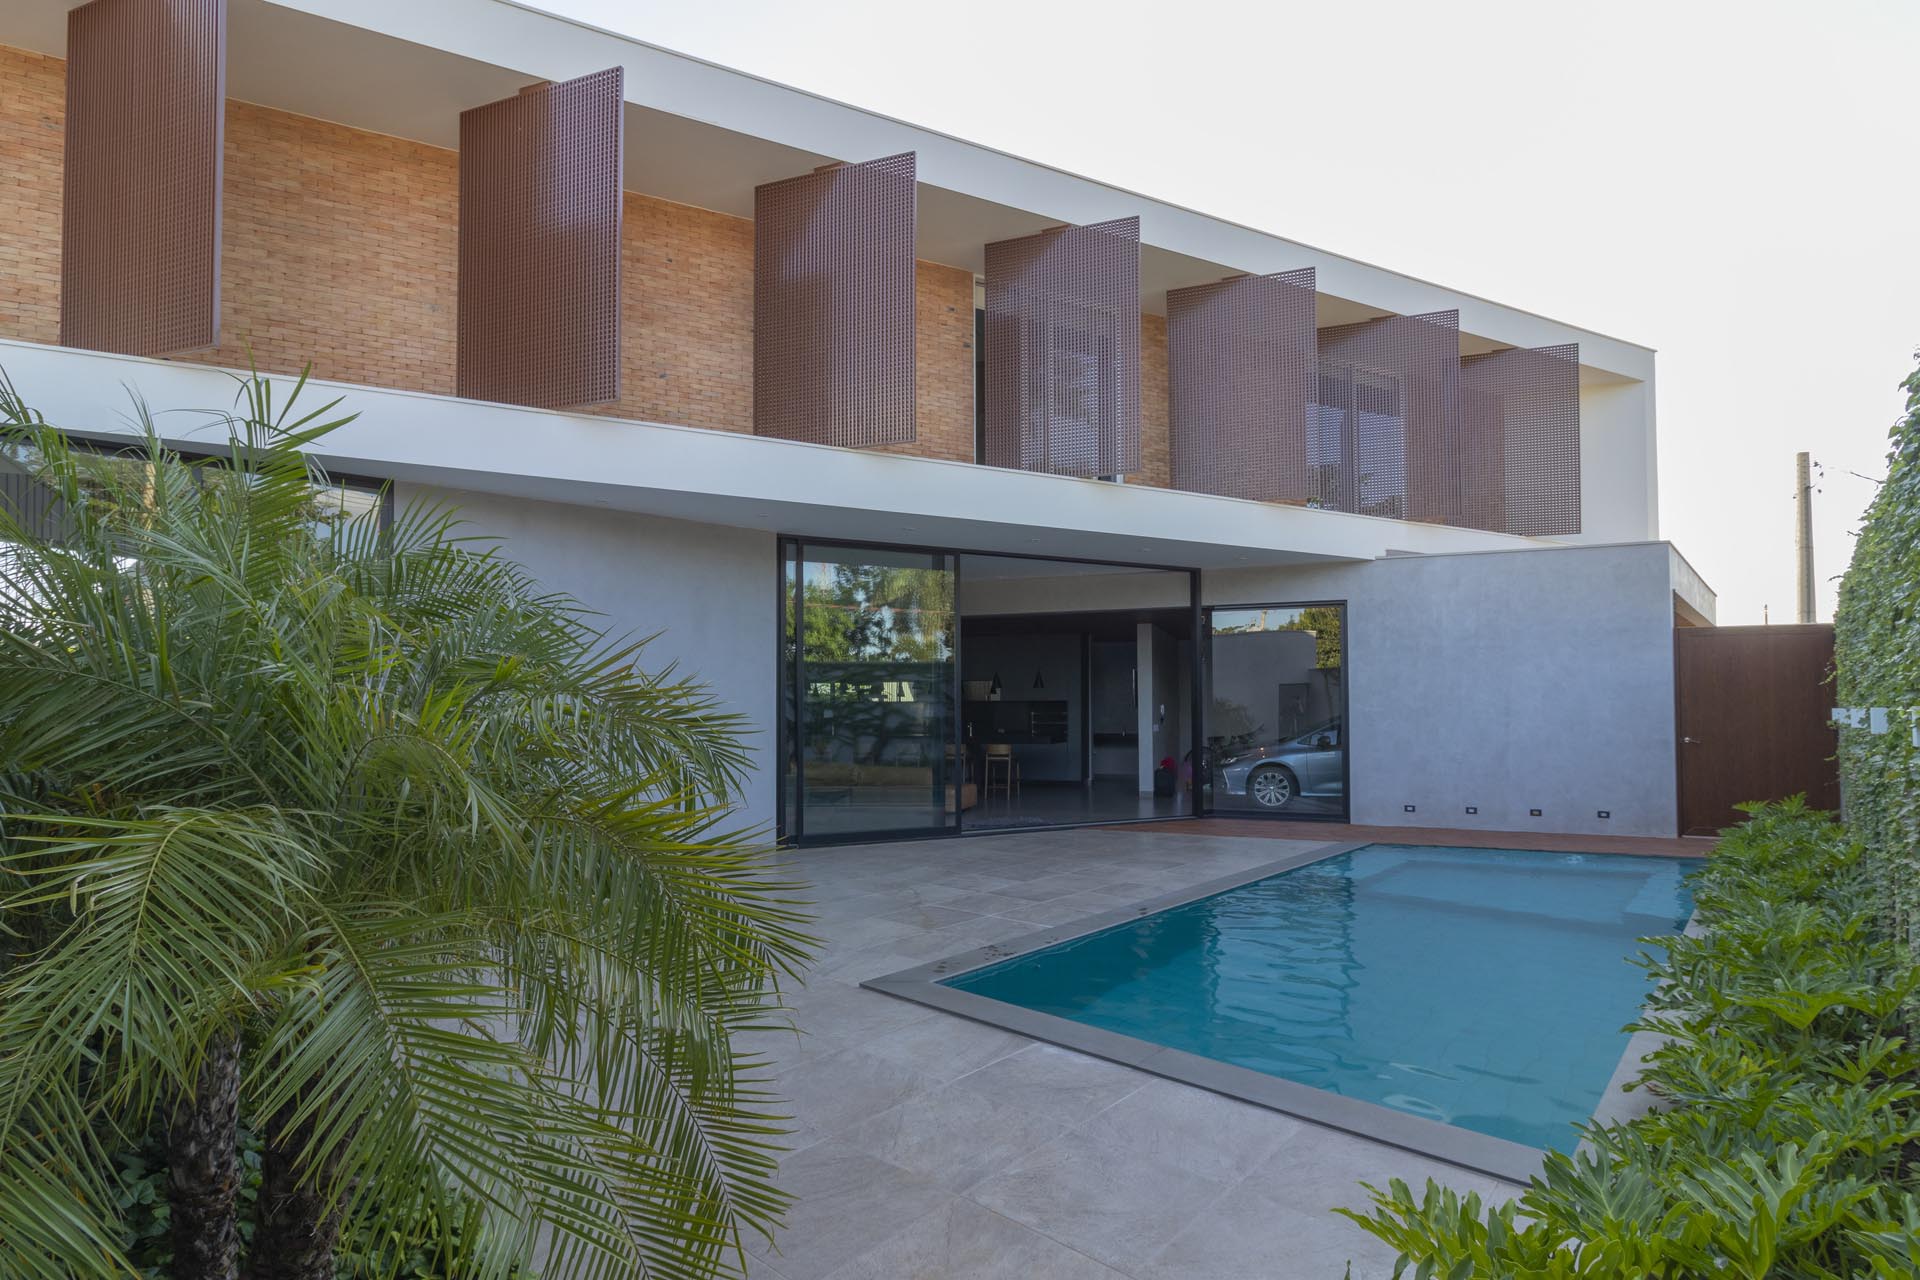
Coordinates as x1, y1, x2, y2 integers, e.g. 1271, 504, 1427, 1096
1337, 800, 1920, 1279
1834, 352, 1920, 972
0, 372, 813, 1279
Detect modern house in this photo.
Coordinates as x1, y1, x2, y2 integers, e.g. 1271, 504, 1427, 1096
0, 0, 1715, 845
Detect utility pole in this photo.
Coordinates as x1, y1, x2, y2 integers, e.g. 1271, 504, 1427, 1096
1794, 452, 1815, 624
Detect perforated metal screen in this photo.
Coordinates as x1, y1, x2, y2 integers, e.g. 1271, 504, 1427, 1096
1313, 310, 1460, 523
1461, 343, 1582, 536
983, 217, 1141, 478
61, 0, 226, 356
457, 68, 625, 409
1166, 268, 1317, 502
754, 153, 918, 446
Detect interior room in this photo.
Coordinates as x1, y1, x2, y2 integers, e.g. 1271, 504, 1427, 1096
954, 555, 1195, 831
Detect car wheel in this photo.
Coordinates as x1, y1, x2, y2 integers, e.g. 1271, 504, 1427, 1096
1248, 765, 1295, 810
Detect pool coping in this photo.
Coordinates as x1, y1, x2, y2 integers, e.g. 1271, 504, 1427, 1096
862, 839, 1689, 1186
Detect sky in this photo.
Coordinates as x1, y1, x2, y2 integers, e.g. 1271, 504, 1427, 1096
536, 0, 1919, 624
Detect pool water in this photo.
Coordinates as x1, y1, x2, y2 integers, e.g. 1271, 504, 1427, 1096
944, 845, 1694, 1151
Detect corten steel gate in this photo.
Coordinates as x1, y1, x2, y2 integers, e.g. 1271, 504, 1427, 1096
1674, 624, 1840, 837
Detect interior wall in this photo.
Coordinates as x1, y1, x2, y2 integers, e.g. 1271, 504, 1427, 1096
961, 631, 1084, 782
1089, 639, 1136, 778
1204, 543, 1681, 836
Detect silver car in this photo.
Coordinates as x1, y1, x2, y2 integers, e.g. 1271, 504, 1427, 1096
1217, 719, 1344, 810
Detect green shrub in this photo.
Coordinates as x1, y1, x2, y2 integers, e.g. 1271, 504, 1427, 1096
1338, 800, 1920, 1279
1834, 355, 1920, 966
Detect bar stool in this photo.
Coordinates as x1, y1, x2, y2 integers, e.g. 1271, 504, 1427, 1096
983, 743, 1019, 798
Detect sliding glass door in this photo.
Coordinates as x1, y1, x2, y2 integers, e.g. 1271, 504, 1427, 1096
1203, 603, 1348, 819
782, 542, 958, 843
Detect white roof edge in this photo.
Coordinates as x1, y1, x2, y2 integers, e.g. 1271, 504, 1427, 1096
265, 0, 1656, 378
0, 337, 1556, 570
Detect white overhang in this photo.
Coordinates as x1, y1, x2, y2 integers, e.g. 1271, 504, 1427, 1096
0, 339, 1546, 570
0, 0, 1653, 380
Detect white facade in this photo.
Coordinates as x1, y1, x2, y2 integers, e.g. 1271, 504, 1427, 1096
0, 0, 1659, 545
0, 0, 1708, 839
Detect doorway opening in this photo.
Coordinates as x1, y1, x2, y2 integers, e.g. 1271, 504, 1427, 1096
958, 554, 1195, 831
777, 539, 1198, 845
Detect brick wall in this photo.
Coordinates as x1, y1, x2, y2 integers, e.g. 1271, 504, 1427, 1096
4, 43, 1226, 483
0, 46, 64, 346
886, 260, 975, 463
600, 190, 754, 432
1139, 313, 1170, 488
210, 100, 459, 393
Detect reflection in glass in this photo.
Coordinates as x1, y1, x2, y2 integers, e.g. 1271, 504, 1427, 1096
1205, 604, 1346, 818
789, 545, 956, 840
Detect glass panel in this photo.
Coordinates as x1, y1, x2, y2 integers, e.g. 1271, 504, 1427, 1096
1205, 604, 1346, 818
780, 542, 799, 837
794, 544, 956, 840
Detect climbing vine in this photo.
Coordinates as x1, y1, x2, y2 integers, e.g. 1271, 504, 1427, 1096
1832, 351, 1920, 963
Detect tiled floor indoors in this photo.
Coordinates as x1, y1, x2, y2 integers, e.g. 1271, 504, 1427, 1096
741, 827, 1539, 1280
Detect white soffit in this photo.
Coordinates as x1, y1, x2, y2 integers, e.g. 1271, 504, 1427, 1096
0, 338, 1546, 571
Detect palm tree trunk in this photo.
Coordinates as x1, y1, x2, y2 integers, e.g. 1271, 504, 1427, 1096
245, 1097, 347, 1280
167, 1030, 243, 1280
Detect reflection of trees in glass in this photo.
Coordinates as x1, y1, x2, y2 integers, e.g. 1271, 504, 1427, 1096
789, 561, 952, 663
1279, 606, 1343, 671
1212, 606, 1342, 672
794, 559, 954, 769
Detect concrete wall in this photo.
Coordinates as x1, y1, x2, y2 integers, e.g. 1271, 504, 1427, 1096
1204, 543, 1681, 837
348, 479, 1681, 841
409, 485, 779, 834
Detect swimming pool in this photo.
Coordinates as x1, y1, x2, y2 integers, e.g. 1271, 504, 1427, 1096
878, 843, 1693, 1168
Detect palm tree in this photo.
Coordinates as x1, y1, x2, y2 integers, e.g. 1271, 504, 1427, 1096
0, 372, 811, 1279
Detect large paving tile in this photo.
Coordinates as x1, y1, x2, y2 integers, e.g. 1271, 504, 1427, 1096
778, 978, 938, 1048
966, 1128, 1232, 1272
874, 901, 989, 932
839, 1080, 1071, 1192
772, 1045, 943, 1150
949, 1043, 1147, 1125
1251, 1130, 1519, 1221
859, 1012, 1032, 1083
1070, 1077, 1303, 1184
821, 1198, 1128, 1280
1136, 1180, 1398, 1280
750, 1141, 952, 1280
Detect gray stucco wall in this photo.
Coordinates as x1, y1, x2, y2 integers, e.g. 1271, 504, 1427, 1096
406, 486, 778, 835
392, 485, 1681, 842
1205, 543, 1680, 837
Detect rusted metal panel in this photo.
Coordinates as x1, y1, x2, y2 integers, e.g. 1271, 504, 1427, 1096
983, 217, 1141, 478
753, 153, 918, 446
1313, 310, 1460, 522
1461, 343, 1582, 536
61, 0, 227, 356
457, 68, 625, 408
1166, 268, 1317, 502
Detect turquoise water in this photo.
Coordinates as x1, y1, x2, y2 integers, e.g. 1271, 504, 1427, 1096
944, 845, 1694, 1151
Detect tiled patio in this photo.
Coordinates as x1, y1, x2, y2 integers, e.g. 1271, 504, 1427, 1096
743, 828, 1530, 1280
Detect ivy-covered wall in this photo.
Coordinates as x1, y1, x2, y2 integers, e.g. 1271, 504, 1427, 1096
1833, 354, 1920, 958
